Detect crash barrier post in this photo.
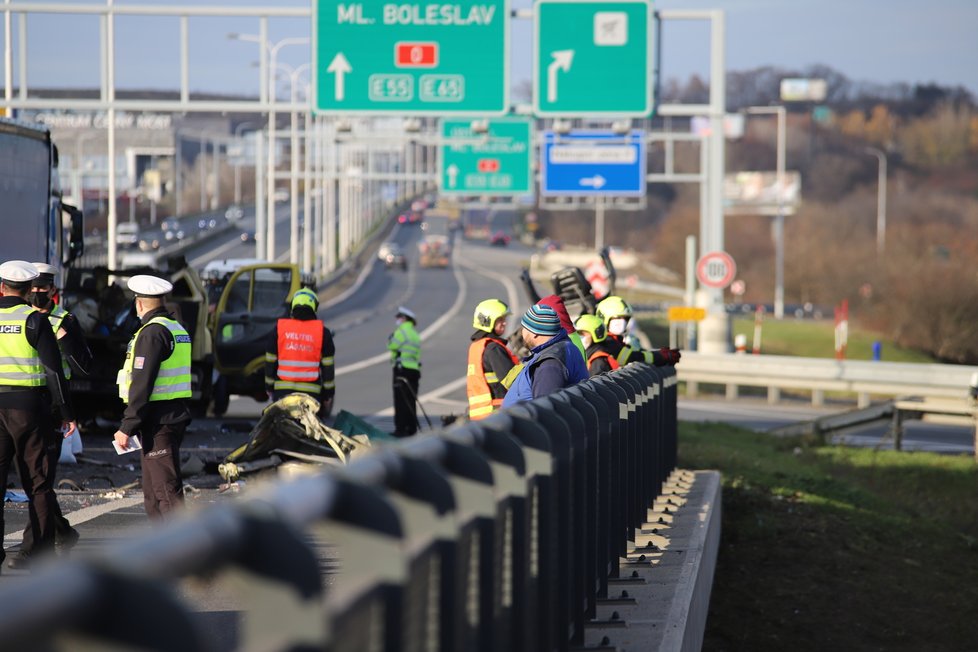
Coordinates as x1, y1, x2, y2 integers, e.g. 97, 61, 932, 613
0, 364, 695, 651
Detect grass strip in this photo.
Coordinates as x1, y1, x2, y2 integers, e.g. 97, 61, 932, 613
679, 421, 978, 650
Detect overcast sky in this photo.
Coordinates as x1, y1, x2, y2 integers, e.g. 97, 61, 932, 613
5, 0, 977, 98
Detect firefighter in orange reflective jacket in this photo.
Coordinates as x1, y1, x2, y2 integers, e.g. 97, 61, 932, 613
467, 299, 519, 420
265, 288, 336, 418
575, 314, 620, 376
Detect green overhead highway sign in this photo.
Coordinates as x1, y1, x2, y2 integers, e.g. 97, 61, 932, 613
533, 0, 654, 117
439, 118, 532, 195
314, 1, 510, 114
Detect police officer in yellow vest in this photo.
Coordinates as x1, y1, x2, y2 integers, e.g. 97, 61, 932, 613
30, 263, 92, 381
0, 260, 76, 570
8, 263, 92, 567
388, 306, 421, 437
113, 275, 192, 520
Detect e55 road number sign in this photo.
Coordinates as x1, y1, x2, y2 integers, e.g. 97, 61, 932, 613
314, 1, 510, 114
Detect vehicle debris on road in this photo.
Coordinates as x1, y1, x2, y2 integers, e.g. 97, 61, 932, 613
219, 393, 373, 481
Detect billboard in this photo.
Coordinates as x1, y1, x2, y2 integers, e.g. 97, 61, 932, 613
723, 171, 801, 216
780, 78, 827, 103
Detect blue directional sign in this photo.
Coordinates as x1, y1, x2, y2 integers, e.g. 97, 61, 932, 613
541, 130, 646, 196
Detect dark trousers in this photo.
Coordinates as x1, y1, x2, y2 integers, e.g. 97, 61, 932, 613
0, 407, 56, 563
138, 421, 187, 520
19, 415, 78, 555
392, 367, 420, 436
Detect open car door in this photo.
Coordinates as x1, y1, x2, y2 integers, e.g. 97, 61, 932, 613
212, 264, 303, 379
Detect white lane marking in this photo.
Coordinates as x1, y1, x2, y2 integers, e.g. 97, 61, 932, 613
678, 400, 830, 421
190, 235, 246, 269
374, 376, 468, 416
454, 250, 522, 316
3, 495, 144, 546
362, 239, 526, 416
335, 241, 469, 376
323, 222, 404, 310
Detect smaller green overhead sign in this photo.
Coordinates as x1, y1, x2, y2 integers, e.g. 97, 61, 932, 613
440, 119, 533, 195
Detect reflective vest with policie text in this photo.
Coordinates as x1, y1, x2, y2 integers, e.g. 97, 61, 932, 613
117, 316, 192, 404
389, 321, 421, 370
467, 336, 519, 420
272, 318, 327, 394
47, 305, 72, 380
0, 304, 45, 388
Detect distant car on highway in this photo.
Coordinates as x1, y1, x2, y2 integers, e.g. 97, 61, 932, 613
138, 237, 160, 251
225, 205, 244, 222
273, 188, 290, 204
397, 211, 421, 225
164, 229, 186, 242
198, 218, 218, 230
379, 242, 407, 271
239, 229, 256, 242
119, 251, 159, 269
115, 222, 140, 248
161, 218, 179, 232
490, 231, 511, 247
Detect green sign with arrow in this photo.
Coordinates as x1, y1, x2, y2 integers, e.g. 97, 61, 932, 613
534, 0, 654, 117
314, 0, 510, 114
439, 118, 532, 195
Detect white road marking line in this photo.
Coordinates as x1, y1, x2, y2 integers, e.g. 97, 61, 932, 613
4, 495, 144, 546
374, 376, 468, 416
336, 241, 469, 376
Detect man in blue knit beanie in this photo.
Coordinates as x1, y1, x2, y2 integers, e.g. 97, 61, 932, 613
502, 304, 589, 407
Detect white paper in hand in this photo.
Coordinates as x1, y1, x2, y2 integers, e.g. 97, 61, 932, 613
113, 435, 142, 455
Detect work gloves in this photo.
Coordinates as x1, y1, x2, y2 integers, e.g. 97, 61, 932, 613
654, 347, 682, 366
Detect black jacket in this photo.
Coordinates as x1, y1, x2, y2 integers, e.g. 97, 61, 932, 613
57, 312, 93, 378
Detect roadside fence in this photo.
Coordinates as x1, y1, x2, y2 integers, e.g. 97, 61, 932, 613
0, 364, 678, 651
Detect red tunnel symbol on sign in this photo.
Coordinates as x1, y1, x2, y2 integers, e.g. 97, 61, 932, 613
477, 158, 500, 173
395, 42, 438, 68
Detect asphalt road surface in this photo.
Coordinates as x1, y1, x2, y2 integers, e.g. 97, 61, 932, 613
1, 211, 972, 648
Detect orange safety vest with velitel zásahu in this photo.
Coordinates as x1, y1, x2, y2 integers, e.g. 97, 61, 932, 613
467, 336, 519, 420
274, 318, 324, 394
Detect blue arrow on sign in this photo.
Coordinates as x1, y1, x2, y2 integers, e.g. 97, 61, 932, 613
541, 130, 646, 196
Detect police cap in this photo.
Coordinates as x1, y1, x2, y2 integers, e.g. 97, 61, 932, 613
0, 260, 40, 286
30, 262, 57, 286
396, 306, 416, 322
127, 274, 173, 297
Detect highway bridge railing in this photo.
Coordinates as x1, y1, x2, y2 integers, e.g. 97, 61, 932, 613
679, 352, 978, 407
0, 364, 700, 651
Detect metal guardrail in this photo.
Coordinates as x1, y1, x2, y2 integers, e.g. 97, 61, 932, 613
0, 364, 680, 651
678, 352, 978, 406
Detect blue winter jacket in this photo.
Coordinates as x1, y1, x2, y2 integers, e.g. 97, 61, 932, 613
502, 330, 589, 407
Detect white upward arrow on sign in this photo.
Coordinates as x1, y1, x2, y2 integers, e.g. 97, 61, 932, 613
547, 50, 574, 103
446, 164, 459, 188
327, 53, 352, 101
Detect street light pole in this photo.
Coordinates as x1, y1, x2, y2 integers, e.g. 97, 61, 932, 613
232, 121, 260, 206
229, 33, 309, 262
745, 105, 787, 319
865, 146, 887, 256
272, 61, 311, 266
